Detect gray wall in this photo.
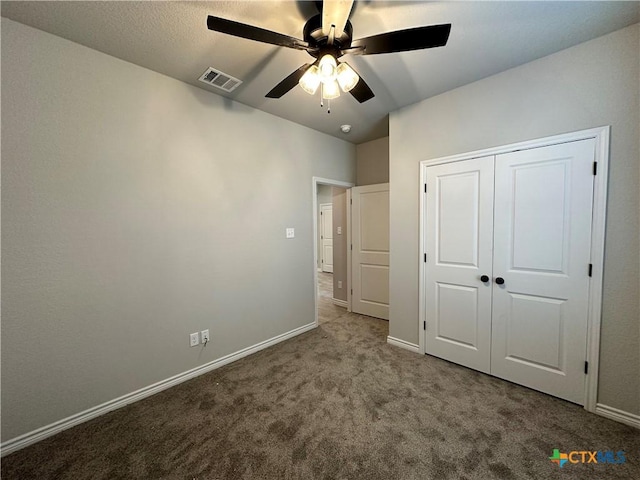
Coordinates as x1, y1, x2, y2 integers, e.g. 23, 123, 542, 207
332, 188, 348, 302
1, 18, 356, 442
356, 137, 389, 186
317, 184, 333, 270
389, 24, 639, 415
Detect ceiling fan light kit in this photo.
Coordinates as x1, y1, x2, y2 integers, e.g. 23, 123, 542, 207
322, 79, 341, 100
299, 65, 321, 95
298, 54, 359, 102
319, 54, 337, 80
206, 0, 451, 109
336, 63, 359, 92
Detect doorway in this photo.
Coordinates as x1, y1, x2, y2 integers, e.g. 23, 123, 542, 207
313, 178, 353, 326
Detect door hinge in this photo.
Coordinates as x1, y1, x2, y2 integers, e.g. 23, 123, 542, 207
424, 253, 427, 263
424, 184, 427, 193
351, 288, 353, 295
350, 198, 352, 205
588, 264, 593, 277
321, 211, 323, 215
321, 235, 323, 239
423, 321, 426, 331
593, 162, 597, 175
584, 361, 589, 374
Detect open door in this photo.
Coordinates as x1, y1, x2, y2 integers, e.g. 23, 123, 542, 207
350, 183, 389, 320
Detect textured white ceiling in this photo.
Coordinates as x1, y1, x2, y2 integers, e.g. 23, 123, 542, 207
2, 1, 638, 144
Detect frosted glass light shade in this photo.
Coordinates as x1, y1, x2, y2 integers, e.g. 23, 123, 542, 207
299, 66, 320, 95
318, 54, 337, 82
322, 80, 341, 100
336, 63, 359, 92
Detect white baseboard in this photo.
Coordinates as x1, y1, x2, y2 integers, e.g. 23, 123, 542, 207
595, 403, 640, 429
0, 322, 317, 457
332, 298, 348, 308
387, 336, 420, 354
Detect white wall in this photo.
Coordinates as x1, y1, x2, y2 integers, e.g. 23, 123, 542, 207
356, 137, 389, 186
389, 24, 639, 414
1, 19, 355, 442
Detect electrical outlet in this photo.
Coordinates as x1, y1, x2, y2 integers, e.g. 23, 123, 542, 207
337, 226, 342, 235
338, 280, 342, 289
201, 329, 210, 344
190, 332, 199, 347
286, 228, 295, 239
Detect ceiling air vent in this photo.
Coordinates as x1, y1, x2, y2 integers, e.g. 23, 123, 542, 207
198, 67, 242, 93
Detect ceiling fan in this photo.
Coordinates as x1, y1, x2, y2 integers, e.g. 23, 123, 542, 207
206, 0, 451, 107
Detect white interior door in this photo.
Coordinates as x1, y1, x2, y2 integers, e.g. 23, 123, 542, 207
425, 157, 495, 373
491, 139, 595, 404
351, 183, 389, 320
320, 204, 333, 273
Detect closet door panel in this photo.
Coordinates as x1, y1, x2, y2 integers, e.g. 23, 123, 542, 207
425, 156, 494, 373
491, 139, 595, 404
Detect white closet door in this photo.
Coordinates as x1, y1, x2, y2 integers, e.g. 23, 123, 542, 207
351, 183, 389, 320
425, 157, 495, 373
491, 139, 595, 404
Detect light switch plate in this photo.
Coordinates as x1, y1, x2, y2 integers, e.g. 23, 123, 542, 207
286, 228, 295, 239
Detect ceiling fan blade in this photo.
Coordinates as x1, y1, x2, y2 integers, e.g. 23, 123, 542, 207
351, 24, 451, 55
322, 0, 354, 39
338, 46, 365, 57
349, 75, 375, 103
266, 64, 313, 98
207, 16, 310, 51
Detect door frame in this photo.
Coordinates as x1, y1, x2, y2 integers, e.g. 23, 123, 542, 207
418, 126, 610, 413
312, 177, 354, 326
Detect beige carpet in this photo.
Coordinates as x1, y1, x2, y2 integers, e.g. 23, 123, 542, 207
2, 272, 638, 479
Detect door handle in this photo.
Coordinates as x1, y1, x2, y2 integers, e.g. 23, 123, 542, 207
480, 275, 490, 283
495, 277, 505, 285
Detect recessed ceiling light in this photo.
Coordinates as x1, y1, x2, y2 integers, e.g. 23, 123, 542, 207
340, 124, 352, 134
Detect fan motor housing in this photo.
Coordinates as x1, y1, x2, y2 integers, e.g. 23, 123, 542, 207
303, 14, 353, 55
